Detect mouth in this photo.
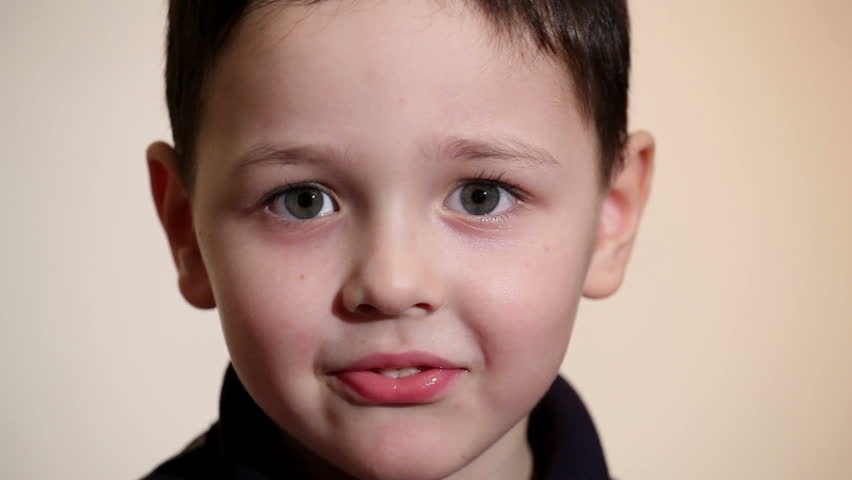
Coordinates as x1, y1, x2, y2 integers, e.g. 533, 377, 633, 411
328, 351, 468, 405
369, 366, 429, 378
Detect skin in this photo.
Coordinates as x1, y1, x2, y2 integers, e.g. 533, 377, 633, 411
147, 2, 654, 479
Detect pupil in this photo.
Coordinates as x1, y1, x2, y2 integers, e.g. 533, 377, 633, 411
471, 188, 488, 204
297, 191, 315, 208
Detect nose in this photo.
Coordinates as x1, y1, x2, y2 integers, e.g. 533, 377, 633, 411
340, 219, 444, 319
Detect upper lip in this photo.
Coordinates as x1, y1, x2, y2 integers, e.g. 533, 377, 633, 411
330, 351, 462, 374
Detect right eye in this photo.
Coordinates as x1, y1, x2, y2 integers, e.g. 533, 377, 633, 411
266, 185, 337, 220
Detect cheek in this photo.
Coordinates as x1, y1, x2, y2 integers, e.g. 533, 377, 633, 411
200, 222, 343, 370
452, 227, 594, 397
470, 246, 585, 355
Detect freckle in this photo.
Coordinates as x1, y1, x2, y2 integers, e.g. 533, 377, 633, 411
299, 273, 305, 280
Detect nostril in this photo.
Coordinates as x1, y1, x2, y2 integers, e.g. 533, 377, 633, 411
355, 304, 381, 316
413, 302, 432, 312
353, 302, 433, 317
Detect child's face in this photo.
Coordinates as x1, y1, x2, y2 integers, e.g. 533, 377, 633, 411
153, 2, 648, 479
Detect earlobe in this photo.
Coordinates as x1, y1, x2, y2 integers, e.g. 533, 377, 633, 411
146, 141, 216, 309
583, 131, 655, 299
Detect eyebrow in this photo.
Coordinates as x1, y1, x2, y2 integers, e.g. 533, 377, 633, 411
437, 135, 559, 168
234, 135, 559, 172
234, 143, 341, 172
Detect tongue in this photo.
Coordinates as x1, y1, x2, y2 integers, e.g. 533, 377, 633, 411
336, 368, 464, 404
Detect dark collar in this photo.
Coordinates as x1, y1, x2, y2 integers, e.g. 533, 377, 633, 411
526, 372, 611, 479
147, 365, 610, 479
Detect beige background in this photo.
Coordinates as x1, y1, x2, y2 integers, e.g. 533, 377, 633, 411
2, 1, 850, 479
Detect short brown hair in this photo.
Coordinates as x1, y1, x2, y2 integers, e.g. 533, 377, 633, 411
164, 0, 631, 186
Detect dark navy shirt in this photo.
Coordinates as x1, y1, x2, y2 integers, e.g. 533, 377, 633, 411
144, 365, 610, 479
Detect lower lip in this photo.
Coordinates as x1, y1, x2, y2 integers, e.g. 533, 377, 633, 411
334, 368, 465, 404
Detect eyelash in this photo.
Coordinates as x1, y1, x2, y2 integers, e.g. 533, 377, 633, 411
258, 170, 528, 221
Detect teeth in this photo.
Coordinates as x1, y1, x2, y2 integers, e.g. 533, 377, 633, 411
378, 367, 423, 378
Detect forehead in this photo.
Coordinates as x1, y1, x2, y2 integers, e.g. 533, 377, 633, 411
198, 0, 595, 173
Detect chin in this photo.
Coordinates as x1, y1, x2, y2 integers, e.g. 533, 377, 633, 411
341, 458, 465, 480
326, 435, 480, 480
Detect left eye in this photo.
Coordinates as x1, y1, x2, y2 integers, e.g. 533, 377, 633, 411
266, 186, 337, 220
446, 182, 517, 216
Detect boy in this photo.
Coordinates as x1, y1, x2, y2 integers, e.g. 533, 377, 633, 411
144, 0, 654, 478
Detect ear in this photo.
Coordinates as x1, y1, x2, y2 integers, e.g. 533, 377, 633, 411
147, 141, 216, 309
583, 131, 655, 299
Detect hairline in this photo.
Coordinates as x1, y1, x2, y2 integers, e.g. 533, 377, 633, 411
176, 0, 621, 191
